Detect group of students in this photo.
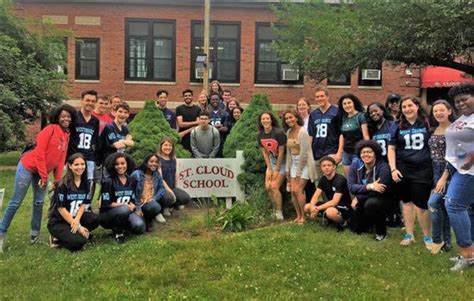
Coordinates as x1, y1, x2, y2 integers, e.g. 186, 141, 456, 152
0, 90, 191, 252
257, 84, 473, 271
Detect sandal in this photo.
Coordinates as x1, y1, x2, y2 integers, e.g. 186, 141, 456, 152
423, 236, 433, 250
400, 233, 415, 246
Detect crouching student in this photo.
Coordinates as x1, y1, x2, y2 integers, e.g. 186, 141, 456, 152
348, 140, 392, 241
47, 153, 99, 251
131, 154, 165, 231
304, 156, 352, 229
99, 153, 145, 244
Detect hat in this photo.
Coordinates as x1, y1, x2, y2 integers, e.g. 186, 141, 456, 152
386, 93, 401, 103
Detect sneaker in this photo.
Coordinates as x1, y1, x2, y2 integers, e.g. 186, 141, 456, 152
336, 220, 348, 232
0, 236, 4, 253
30, 235, 39, 244
430, 242, 445, 255
49, 235, 60, 248
400, 233, 415, 246
375, 234, 388, 241
114, 233, 125, 244
423, 236, 433, 250
275, 210, 284, 221
155, 213, 166, 223
450, 256, 473, 272
449, 255, 463, 262
441, 243, 452, 252
178, 205, 185, 210
163, 208, 172, 217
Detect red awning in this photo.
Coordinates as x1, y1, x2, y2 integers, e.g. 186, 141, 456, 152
421, 66, 473, 88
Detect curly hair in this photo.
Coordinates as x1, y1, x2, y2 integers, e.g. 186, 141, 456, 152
104, 153, 136, 178
257, 111, 280, 132
355, 140, 383, 161
49, 103, 77, 126
447, 84, 474, 99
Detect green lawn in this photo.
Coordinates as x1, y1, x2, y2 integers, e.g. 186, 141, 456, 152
0, 151, 20, 166
0, 169, 473, 300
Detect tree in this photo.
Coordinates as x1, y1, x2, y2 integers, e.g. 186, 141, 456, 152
0, 1, 67, 151
224, 94, 278, 193
128, 100, 190, 163
273, 0, 474, 82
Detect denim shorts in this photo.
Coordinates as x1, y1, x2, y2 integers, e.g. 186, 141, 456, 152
342, 151, 359, 166
270, 156, 286, 175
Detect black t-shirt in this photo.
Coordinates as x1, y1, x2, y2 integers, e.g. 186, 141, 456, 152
176, 104, 201, 151
100, 175, 137, 212
68, 111, 100, 161
257, 128, 287, 160
98, 122, 130, 165
317, 173, 351, 208
48, 180, 90, 224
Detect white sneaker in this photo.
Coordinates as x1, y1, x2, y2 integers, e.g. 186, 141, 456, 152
0, 236, 5, 253
275, 210, 284, 221
178, 205, 185, 210
163, 208, 172, 216
155, 213, 166, 223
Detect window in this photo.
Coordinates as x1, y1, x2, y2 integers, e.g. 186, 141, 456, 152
255, 23, 302, 84
125, 19, 175, 81
327, 72, 351, 86
191, 21, 240, 83
358, 62, 382, 86
75, 38, 100, 80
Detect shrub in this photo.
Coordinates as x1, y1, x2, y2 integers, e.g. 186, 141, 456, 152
223, 94, 278, 193
128, 100, 190, 162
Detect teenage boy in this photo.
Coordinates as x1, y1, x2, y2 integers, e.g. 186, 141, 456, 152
92, 95, 113, 134
156, 90, 176, 129
176, 89, 201, 152
108, 95, 122, 119
209, 92, 229, 158
68, 90, 100, 202
304, 156, 353, 228
190, 111, 220, 158
98, 102, 134, 166
222, 89, 232, 110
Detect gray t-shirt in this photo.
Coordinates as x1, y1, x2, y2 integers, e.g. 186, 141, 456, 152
190, 125, 220, 158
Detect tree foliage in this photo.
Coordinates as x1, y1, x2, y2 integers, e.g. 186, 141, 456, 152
224, 94, 278, 193
273, 0, 474, 81
128, 100, 190, 162
0, 1, 67, 151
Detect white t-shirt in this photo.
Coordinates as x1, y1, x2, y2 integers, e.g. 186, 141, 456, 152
445, 114, 474, 175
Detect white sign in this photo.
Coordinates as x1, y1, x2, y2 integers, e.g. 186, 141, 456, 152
176, 150, 245, 201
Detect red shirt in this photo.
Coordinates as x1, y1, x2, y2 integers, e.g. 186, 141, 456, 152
92, 111, 114, 134
21, 124, 70, 184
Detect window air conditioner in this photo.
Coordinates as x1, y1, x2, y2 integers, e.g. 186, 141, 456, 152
282, 68, 300, 81
195, 68, 212, 79
361, 69, 381, 80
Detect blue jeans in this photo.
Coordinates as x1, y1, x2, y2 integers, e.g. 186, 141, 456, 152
0, 162, 47, 237
428, 162, 451, 244
445, 171, 474, 248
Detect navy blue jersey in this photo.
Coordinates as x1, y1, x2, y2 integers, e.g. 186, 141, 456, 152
308, 105, 340, 160
371, 119, 398, 160
68, 111, 100, 161
98, 122, 129, 164
390, 121, 432, 168
100, 175, 138, 212
49, 180, 90, 224
159, 107, 176, 129
210, 109, 229, 132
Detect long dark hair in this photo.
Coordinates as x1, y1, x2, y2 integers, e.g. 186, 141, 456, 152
365, 102, 393, 136
105, 153, 136, 178
335, 93, 365, 128
398, 96, 429, 128
257, 111, 280, 132
138, 154, 160, 174
60, 153, 88, 188
429, 99, 457, 128
282, 109, 304, 131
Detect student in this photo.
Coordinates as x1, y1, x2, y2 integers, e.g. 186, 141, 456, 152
336, 93, 370, 175
197, 90, 211, 113
92, 95, 113, 134
308, 86, 342, 177
304, 156, 352, 229
0, 104, 75, 252
388, 96, 433, 248
385, 93, 401, 121
47, 153, 99, 251
131, 154, 165, 230
228, 107, 243, 133
109, 95, 122, 119
226, 99, 242, 115
258, 112, 287, 220
210, 80, 224, 97
98, 102, 134, 166
68, 90, 100, 205
99, 153, 145, 244
297, 97, 311, 131
156, 90, 176, 129
209, 92, 229, 158
222, 89, 232, 109
176, 89, 201, 153
348, 140, 391, 240
157, 137, 192, 214
190, 111, 220, 158
283, 109, 316, 224
428, 99, 455, 254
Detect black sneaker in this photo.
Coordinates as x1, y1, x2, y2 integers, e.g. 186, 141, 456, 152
30, 235, 39, 244
49, 235, 60, 248
375, 234, 388, 241
114, 233, 125, 244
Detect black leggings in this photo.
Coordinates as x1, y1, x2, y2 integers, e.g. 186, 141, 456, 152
351, 196, 390, 235
162, 187, 191, 208
47, 212, 99, 251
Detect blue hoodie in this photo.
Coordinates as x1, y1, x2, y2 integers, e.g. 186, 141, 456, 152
347, 159, 391, 203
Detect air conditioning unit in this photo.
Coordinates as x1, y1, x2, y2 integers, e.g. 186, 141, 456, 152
282, 68, 300, 81
195, 68, 212, 79
361, 69, 381, 80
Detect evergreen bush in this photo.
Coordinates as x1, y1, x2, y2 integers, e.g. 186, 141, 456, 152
223, 94, 278, 193
128, 100, 190, 162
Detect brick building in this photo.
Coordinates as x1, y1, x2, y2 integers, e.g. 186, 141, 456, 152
15, 0, 423, 110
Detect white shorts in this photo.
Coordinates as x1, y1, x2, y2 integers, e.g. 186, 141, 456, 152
290, 154, 309, 179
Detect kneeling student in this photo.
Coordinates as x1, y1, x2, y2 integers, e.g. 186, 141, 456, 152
47, 153, 99, 251
99, 153, 145, 244
304, 156, 352, 228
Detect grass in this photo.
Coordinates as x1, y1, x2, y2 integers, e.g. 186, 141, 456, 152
0, 169, 473, 300
0, 151, 20, 166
